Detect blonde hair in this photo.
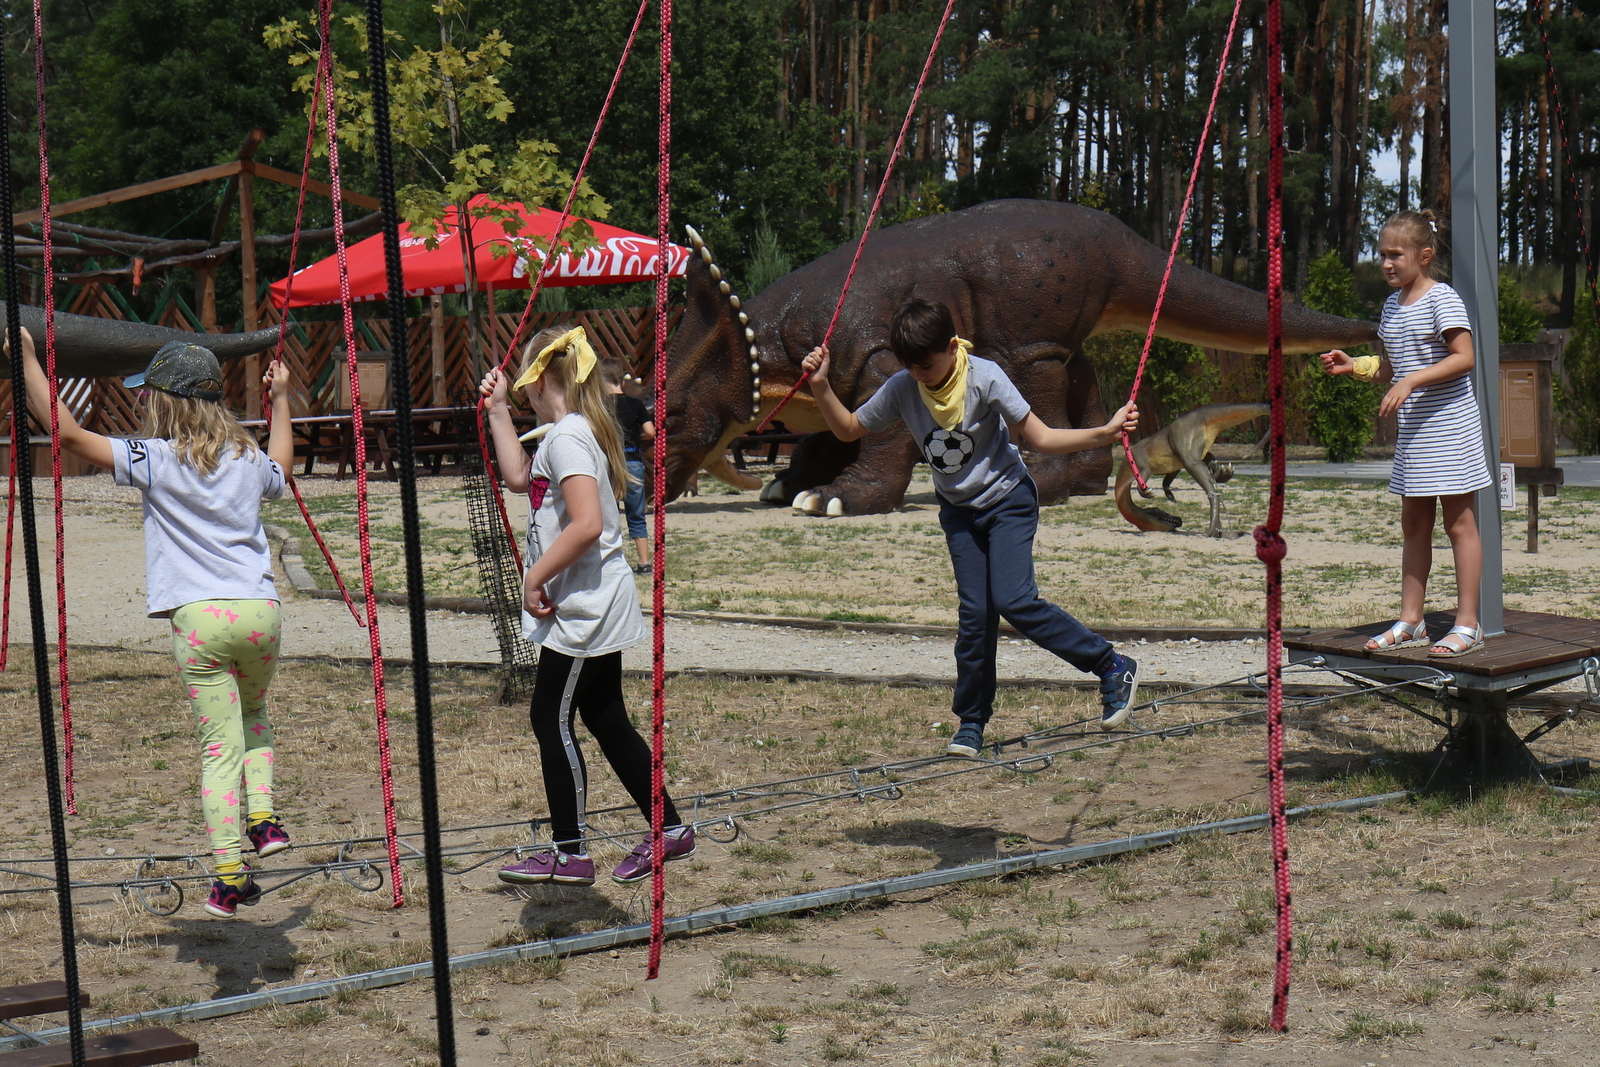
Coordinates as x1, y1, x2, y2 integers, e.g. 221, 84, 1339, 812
140, 389, 259, 477
519, 325, 632, 500
1381, 209, 1445, 275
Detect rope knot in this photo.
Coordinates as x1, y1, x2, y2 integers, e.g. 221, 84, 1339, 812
1253, 526, 1287, 564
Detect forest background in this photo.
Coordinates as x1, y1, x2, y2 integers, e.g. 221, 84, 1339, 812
4, 0, 1598, 449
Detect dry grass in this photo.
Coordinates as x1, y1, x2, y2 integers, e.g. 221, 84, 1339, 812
0, 650, 1598, 1064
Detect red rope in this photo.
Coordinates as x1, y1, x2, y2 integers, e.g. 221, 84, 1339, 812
1257, 0, 1294, 1032
476, 0, 652, 567
1120, 0, 1245, 490
647, 0, 673, 982
754, 0, 958, 434
32, 0, 74, 814
317, 0, 403, 907
1534, 0, 1600, 326
268, 37, 365, 628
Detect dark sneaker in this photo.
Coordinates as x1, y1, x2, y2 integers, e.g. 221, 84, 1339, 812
612, 827, 697, 885
247, 818, 292, 858
498, 850, 595, 886
1099, 654, 1139, 731
946, 723, 984, 757
203, 868, 261, 918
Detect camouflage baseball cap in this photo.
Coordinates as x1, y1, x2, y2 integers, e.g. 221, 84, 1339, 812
123, 342, 224, 401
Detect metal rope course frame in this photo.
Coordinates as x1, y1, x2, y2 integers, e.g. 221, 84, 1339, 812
0, 663, 1470, 918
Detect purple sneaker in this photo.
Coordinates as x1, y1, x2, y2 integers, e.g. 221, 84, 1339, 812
612, 827, 697, 885
498, 850, 595, 886
247, 818, 292, 858
203, 868, 261, 918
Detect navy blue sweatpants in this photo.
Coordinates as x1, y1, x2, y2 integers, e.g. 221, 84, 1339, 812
938, 479, 1117, 726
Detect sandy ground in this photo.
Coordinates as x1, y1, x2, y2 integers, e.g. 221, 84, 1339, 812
7, 467, 1592, 698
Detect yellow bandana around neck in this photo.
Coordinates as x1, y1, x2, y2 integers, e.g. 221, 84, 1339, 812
917, 338, 974, 430
512, 327, 597, 392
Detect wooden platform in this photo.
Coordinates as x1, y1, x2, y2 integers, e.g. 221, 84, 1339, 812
0, 1027, 197, 1067
1286, 610, 1600, 690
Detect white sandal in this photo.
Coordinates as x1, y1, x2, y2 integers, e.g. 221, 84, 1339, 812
1365, 619, 1430, 652
1429, 625, 1484, 658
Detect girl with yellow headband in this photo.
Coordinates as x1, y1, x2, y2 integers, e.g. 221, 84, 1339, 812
801, 297, 1141, 754
480, 325, 695, 887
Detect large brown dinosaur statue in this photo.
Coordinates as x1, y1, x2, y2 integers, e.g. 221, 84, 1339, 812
1115, 403, 1269, 537
1, 304, 280, 379
663, 199, 1377, 516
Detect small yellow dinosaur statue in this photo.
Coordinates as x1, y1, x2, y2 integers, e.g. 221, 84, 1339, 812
1115, 403, 1270, 537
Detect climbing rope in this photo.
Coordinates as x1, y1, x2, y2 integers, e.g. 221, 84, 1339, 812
363, 0, 456, 1056
1119, 0, 1245, 490
1256, 0, 1295, 1032
1, 408, 17, 671
31, 0, 75, 816
475, 0, 653, 567
1533, 0, 1600, 331
268, 37, 366, 628
755, 0, 960, 434
315, 0, 403, 908
0, 5, 88, 1061
648, 0, 674, 981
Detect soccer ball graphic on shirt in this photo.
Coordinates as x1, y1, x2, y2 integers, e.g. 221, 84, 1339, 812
923, 427, 975, 475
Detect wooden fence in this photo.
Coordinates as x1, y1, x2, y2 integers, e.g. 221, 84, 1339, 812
0, 284, 678, 437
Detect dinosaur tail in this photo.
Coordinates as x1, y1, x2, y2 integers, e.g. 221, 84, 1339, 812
1096, 241, 1378, 355
1113, 461, 1182, 533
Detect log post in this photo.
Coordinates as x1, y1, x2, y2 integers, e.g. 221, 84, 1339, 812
430, 294, 447, 407
196, 264, 218, 332
239, 167, 260, 418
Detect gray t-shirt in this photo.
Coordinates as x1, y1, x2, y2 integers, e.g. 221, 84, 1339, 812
521, 413, 647, 657
855, 355, 1032, 509
111, 437, 286, 618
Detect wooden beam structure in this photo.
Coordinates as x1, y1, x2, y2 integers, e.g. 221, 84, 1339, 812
10, 159, 378, 228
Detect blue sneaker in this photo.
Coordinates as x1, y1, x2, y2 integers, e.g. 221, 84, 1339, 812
946, 723, 985, 757
1099, 654, 1139, 731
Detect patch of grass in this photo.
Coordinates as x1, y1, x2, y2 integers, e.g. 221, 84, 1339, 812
730, 840, 796, 864
1432, 909, 1475, 930
921, 927, 1037, 975
719, 950, 837, 979
1337, 1011, 1424, 1040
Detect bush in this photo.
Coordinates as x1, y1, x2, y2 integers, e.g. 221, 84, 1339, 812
1300, 252, 1379, 462
1556, 306, 1600, 453
746, 215, 793, 297
1084, 330, 1219, 432
1498, 274, 1543, 344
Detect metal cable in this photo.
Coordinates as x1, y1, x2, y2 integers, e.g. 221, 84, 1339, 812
364, 0, 456, 1058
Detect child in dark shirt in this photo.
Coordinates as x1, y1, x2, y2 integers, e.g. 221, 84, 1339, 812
602, 358, 654, 573
802, 298, 1142, 752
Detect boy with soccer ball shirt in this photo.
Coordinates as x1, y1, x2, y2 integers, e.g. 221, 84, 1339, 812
801, 298, 1142, 754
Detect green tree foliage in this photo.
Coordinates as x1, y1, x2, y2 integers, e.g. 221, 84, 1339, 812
1497, 274, 1543, 344
745, 215, 793, 296
1556, 308, 1600, 453
1084, 332, 1219, 432
1299, 251, 1378, 462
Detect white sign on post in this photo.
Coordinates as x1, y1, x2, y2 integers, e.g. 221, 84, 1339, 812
1499, 462, 1516, 510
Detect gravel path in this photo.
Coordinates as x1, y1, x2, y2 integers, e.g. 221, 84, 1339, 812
7, 473, 1589, 697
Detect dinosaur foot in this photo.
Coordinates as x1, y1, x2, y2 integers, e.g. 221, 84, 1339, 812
758, 477, 793, 505
792, 490, 845, 517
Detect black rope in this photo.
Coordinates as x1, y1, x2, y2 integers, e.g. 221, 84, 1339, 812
362, 1, 455, 1061
1, 31, 87, 1067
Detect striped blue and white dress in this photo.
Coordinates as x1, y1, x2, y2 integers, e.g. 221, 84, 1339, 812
1378, 283, 1492, 498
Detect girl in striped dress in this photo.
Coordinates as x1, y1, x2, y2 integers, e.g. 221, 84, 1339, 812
1320, 210, 1492, 657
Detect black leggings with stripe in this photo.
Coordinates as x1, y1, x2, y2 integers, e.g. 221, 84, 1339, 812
530, 648, 681, 854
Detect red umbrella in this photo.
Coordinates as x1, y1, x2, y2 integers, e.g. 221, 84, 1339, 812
269, 194, 690, 309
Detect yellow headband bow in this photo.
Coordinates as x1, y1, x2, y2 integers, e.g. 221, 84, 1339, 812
512, 327, 597, 391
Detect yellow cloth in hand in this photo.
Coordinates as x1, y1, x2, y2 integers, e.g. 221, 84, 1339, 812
512, 327, 597, 391
1349, 354, 1381, 383
917, 338, 974, 430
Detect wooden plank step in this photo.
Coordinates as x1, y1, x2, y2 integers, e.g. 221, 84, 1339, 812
0, 983, 88, 1022
0, 1027, 197, 1067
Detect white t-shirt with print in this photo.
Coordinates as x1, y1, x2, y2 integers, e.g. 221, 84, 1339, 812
110, 437, 285, 618
521, 413, 647, 657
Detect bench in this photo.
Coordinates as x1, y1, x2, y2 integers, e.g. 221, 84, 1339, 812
0, 981, 196, 1066
0, 1027, 197, 1067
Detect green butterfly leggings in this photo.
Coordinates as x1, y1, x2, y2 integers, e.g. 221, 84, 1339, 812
169, 599, 282, 864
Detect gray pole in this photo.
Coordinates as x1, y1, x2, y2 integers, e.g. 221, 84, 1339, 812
1449, 0, 1503, 636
